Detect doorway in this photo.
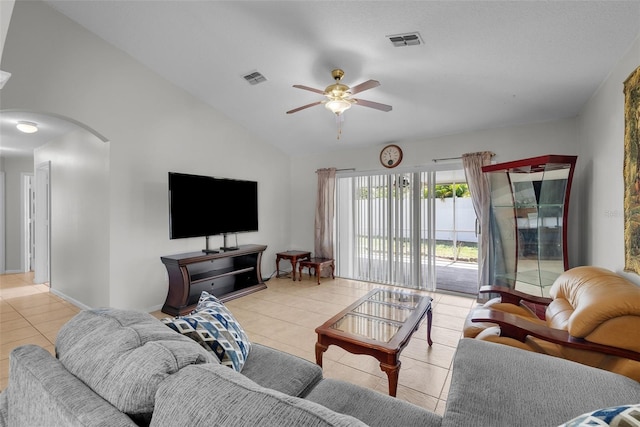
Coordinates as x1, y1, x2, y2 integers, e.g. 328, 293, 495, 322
20, 172, 34, 273
1, 110, 108, 293
335, 165, 478, 295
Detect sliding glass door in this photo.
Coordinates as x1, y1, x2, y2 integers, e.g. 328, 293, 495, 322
335, 166, 477, 293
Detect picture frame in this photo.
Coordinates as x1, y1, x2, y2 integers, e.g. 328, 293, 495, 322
623, 65, 640, 274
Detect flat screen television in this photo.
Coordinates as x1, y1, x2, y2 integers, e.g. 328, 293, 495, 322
168, 172, 258, 252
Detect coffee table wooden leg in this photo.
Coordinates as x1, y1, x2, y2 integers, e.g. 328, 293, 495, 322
315, 342, 328, 367
426, 306, 433, 346
380, 361, 401, 397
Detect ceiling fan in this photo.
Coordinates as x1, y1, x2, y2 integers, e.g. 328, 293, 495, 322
286, 68, 392, 116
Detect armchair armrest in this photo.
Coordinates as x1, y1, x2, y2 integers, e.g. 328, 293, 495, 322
471, 308, 640, 362
479, 285, 553, 306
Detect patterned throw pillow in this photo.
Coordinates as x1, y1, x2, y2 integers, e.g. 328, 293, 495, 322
195, 290, 227, 311
195, 291, 252, 364
559, 404, 640, 427
162, 292, 251, 372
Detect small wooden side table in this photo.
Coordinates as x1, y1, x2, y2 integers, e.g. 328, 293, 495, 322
299, 257, 335, 285
276, 250, 311, 281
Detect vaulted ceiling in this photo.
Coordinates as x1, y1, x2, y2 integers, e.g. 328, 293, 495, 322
3, 1, 640, 157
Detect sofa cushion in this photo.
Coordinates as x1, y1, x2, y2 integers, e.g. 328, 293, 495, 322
241, 343, 323, 397
559, 403, 640, 426
150, 363, 368, 427
306, 378, 442, 427
6, 345, 138, 426
441, 339, 640, 427
55, 308, 217, 417
0, 389, 8, 427
162, 291, 251, 372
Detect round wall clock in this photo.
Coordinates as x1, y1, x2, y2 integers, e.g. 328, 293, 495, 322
380, 144, 403, 168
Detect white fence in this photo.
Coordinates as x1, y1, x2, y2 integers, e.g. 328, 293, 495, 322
357, 197, 478, 244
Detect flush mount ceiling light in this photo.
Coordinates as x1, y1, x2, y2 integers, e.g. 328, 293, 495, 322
16, 121, 39, 134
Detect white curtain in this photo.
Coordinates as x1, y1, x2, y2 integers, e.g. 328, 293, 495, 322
315, 168, 336, 274
462, 152, 494, 295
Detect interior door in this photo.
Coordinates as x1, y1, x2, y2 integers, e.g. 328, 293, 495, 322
21, 173, 35, 272
34, 161, 50, 285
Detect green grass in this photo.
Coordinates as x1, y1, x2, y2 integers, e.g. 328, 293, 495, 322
435, 242, 478, 262
355, 236, 478, 263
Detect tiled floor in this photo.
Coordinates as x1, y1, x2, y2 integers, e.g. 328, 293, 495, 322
0, 271, 476, 415
0, 272, 81, 390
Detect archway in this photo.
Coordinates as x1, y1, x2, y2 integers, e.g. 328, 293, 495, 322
0, 110, 109, 293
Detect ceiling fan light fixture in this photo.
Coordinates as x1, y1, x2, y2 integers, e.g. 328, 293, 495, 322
16, 121, 39, 134
325, 83, 350, 97
325, 98, 352, 115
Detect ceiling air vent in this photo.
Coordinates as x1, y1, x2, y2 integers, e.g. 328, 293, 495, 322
387, 32, 423, 47
242, 71, 267, 85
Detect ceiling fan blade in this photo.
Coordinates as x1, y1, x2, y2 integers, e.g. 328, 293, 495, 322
292, 84, 326, 95
349, 80, 380, 95
286, 101, 323, 114
353, 98, 392, 112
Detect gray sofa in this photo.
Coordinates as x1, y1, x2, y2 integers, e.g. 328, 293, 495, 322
1, 308, 639, 427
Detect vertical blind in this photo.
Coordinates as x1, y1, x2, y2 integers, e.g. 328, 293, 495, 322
336, 169, 440, 291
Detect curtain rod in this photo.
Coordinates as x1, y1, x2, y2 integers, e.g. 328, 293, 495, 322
316, 168, 355, 173
432, 152, 495, 163
432, 156, 462, 163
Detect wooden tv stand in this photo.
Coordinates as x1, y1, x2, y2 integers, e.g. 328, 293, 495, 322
161, 244, 267, 316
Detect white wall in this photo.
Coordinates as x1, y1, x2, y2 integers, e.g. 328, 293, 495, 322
0, 155, 33, 272
2, 1, 291, 311
577, 34, 640, 286
289, 118, 580, 266
34, 129, 110, 308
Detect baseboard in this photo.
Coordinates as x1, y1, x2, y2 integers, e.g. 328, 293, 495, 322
146, 303, 165, 314
48, 288, 166, 315
50, 288, 91, 311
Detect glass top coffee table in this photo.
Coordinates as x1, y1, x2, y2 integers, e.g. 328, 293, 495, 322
315, 288, 433, 397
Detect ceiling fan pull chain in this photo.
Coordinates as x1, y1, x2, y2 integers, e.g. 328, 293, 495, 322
336, 114, 343, 140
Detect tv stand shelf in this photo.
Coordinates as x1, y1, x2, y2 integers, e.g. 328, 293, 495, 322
191, 266, 254, 283
161, 244, 267, 316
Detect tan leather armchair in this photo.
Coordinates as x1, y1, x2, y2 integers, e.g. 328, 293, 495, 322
463, 266, 640, 381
